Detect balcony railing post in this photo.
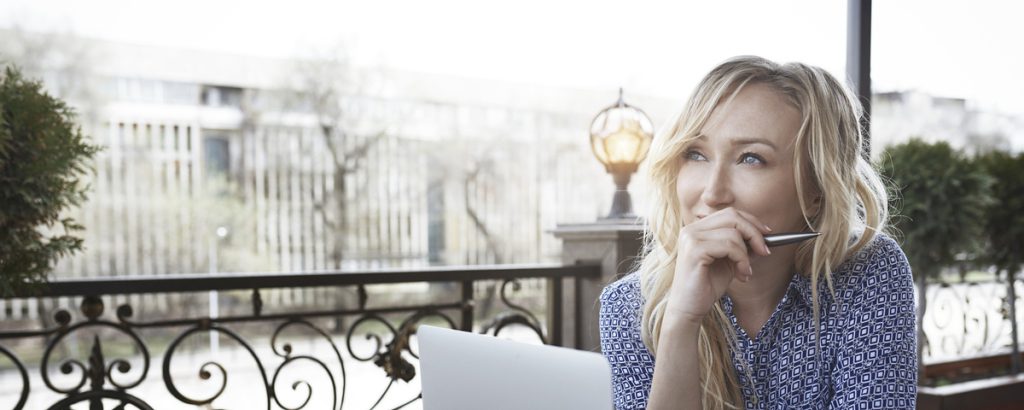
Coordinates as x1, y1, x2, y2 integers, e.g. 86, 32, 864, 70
1009, 269, 1021, 374
547, 277, 564, 346
552, 220, 644, 351
461, 280, 474, 332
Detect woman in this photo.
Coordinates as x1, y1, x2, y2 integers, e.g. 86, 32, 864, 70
599, 56, 917, 409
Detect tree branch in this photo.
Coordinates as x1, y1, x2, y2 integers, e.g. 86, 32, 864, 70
463, 164, 503, 264
343, 130, 387, 174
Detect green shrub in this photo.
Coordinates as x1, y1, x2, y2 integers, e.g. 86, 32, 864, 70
0, 65, 100, 297
975, 150, 1024, 275
877, 138, 993, 279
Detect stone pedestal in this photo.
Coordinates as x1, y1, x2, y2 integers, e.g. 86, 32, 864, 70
551, 219, 644, 351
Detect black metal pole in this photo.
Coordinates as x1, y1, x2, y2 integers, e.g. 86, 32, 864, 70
916, 273, 927, 382
550, 277, 563, 347
847, 0, 872, 160
461, 280, 474, 332
1009, 269, 1021, 374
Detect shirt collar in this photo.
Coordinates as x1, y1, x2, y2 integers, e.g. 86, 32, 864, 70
721, 272, 810, 315
789, 271, 838, 309
789, 273, 812, 307
720, 268, 842, 318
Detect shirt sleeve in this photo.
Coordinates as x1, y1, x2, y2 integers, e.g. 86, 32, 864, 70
829, 236, 918, 409
599, 274, 655, 410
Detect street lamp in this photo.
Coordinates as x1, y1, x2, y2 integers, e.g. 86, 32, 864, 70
208, 226, 229, 355
589, 88, 654, 219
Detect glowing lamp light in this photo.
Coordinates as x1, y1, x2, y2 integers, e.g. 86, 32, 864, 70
589, 88, 654, 219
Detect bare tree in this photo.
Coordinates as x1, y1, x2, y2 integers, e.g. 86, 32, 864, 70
426, 141, 512, 319
265, 47, 393, 332
280, 48, 390, 269
464, 158, 505, 264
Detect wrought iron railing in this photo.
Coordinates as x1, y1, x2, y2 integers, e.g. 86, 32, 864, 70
919, 273, 1023, 385
0, 263, 600, 410
922, 278, 1022, 360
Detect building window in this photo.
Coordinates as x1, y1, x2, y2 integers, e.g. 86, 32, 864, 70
202, 135, 230, 176
201, 85, 243, 108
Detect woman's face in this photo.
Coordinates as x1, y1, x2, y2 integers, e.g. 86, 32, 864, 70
676, 82, 811, 233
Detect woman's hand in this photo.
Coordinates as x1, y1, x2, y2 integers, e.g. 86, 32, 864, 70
664, 207, 771, 327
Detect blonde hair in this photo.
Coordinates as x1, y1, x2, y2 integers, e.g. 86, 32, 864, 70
637, 56, 889, 409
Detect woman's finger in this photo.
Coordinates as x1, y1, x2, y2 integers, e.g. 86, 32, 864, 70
691, 229, 753, 278
692, 208, 771, 256
733, 208, 772, 233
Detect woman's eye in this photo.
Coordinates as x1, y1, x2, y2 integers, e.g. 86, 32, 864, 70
684, 150, 706, 161
739, 153, 765, 165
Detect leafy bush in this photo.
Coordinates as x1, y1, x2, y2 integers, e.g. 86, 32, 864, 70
0, 65, 100, 296
975, 150, 1024, 275
877, 138, 993, 279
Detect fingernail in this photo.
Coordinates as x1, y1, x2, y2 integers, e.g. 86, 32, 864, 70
748, 266, 754, 276
763, 244, 771, 255
764, 225, 772, 232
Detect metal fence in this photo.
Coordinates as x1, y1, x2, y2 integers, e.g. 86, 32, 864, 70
0, 264, 600, 410
921, 277, 1023, 363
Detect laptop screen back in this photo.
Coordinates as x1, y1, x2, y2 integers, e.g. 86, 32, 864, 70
417, 325, 614, 410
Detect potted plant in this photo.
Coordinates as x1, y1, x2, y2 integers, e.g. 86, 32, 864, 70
877, 138, 993, 378
0, 65, 99, 297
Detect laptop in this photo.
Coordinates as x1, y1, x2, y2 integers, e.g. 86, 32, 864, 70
417, 325, 614, 410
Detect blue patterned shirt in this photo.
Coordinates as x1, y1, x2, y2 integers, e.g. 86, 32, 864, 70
599, 234, 917, 409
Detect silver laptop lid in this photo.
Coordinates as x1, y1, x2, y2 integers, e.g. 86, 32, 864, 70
418, 325, 613, 410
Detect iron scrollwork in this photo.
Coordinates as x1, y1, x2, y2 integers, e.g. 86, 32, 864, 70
38, 296, 153, 410
922, 278, 1023, 360
479, 279, 547, 343
0, 272, 565, 409
0, 344, 29, 410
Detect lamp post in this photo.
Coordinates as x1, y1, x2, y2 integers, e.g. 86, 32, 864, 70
208, 226, 229, 355
589, 88, 654, 220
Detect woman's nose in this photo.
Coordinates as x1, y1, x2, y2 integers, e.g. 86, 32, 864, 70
700, 166, 734, 208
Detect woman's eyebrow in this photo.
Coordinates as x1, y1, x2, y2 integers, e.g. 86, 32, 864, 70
731, 138, 777, 150
696, 134, 777, 150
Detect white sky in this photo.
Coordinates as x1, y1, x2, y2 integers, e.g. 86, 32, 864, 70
2, 0, 1022, 115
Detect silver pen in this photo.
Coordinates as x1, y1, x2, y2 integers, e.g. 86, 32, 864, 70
764, 232, 820, 247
